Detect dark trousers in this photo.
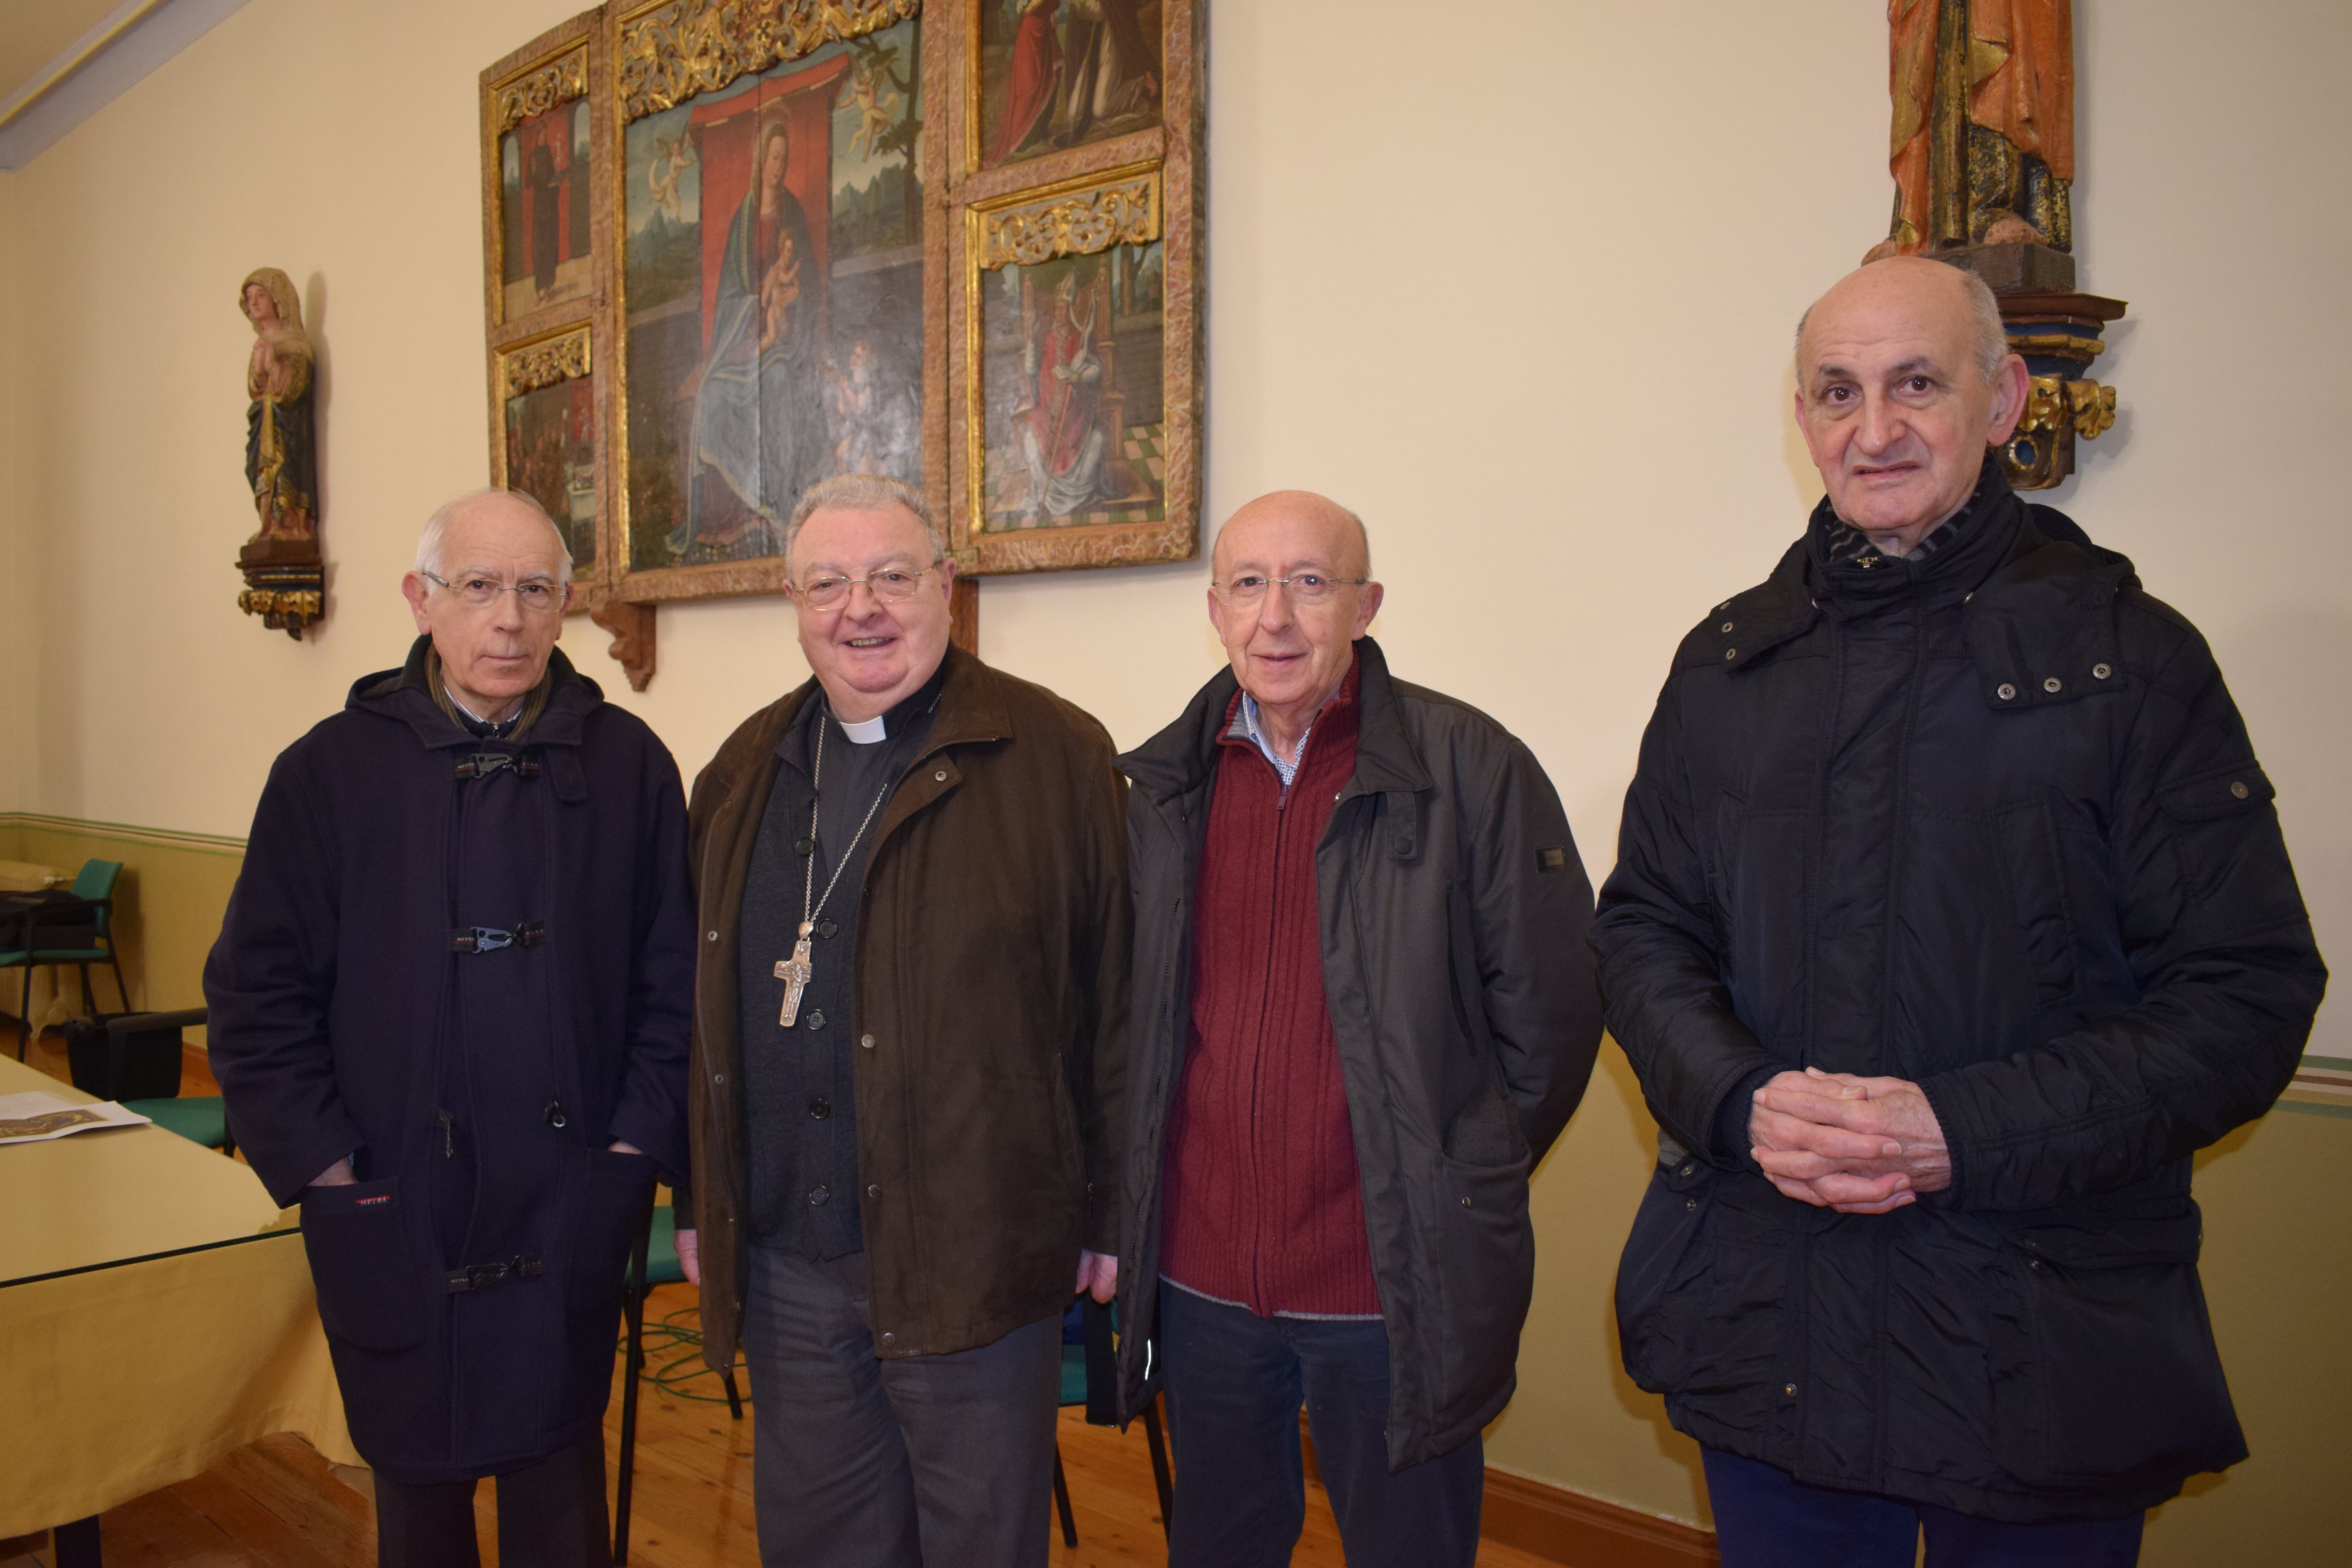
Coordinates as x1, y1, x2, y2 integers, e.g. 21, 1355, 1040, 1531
1703, 1449, 2146, 1568
1158, 1283, 1484, 1568
739, 1244, 1062, 1568
371, 1432, 608, 1568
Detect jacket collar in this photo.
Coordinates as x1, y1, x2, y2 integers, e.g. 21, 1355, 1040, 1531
350, 635, 598, 750
1804, 455, 2023, 620
1708, 468, 2137, 685
1121, 636, 1431, 804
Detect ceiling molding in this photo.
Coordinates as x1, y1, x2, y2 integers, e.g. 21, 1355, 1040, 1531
0, 0, 252, 172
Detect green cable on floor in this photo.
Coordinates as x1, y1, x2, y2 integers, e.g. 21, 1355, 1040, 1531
618, 1305, 753, 1406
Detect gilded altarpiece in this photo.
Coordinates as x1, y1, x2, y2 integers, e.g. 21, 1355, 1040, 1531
479, 1, 1205, 684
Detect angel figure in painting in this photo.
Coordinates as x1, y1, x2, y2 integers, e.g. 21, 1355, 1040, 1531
845, 57, 903, 162
241, 267, 317, 543
647, 127, 696, 223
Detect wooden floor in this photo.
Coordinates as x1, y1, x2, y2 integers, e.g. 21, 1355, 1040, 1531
0, 1027, 1558, 1567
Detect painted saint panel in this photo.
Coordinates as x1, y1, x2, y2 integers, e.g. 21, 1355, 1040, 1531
501, 96, 595, 319
977, 0, 1162, 169
622, 16, 924, 571
978, 240, 1163, 532
505, 373, 599, 568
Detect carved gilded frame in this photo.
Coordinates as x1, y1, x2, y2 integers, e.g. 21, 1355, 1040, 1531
481, 14, 614, 605
477, 0, 1204, 682
603, 0, 946, 606
946, 0, 1202, 574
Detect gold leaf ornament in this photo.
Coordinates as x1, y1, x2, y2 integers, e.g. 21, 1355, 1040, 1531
619, 0, 922, 123
494, 47, 590, 136
507, 330, 593, 396
978, 175, 1160, 271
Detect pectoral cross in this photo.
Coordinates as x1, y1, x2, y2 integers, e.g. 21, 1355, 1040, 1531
774, 922, 815, 1027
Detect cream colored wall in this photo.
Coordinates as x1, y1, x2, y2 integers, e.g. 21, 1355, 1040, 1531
1, 0, 2345, 1554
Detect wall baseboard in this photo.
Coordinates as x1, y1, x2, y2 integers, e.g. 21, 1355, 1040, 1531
1481, 1467, 1718, 1568
1301, 1417, 1715, 1566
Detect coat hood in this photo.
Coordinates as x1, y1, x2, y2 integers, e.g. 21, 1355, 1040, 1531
348, 635, 603, 751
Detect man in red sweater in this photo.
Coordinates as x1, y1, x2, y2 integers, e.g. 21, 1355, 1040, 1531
1116, 491, 1603, 1567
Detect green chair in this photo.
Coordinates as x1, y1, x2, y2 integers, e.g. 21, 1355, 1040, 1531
4, 859, 129, 1060
63, 1007, 234, 1155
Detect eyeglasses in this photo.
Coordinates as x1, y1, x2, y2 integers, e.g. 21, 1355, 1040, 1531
421, 571, 568, 614
793, 564, 938, 612
1212, 572, 1369, 606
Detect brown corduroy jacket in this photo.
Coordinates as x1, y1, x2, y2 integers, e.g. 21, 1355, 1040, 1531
683, 645, 1129, 1365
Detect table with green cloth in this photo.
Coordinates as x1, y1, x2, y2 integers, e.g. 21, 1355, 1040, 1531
0, 1053, 356, 1552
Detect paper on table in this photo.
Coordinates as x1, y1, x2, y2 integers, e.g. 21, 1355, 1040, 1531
0, 1090, 151, 1145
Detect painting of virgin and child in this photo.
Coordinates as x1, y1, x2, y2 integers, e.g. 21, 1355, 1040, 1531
622, 19, 922, 571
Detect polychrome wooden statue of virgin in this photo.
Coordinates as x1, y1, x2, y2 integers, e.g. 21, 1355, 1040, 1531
241, 266, 317, 543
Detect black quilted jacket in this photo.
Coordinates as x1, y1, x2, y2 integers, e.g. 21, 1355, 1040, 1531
1593, 472, 2324, 1523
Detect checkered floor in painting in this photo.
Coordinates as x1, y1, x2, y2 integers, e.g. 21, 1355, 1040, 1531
985, 422, 1168, 531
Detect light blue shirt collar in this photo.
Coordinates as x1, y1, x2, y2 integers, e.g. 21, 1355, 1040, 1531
1240, 691, 1312, 787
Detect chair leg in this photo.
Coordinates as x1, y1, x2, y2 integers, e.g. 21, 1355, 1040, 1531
16, 963, 31, 1061
77, 962, 96, 1020
1052, 1442, 1078, 1548
107, 950, 129, 1014
1142, 1397, 1175, 1538
614, 1215, 653, 1566
722, 1363, 745, 1420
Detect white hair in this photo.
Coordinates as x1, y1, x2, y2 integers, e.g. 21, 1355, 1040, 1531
782, 473, 945, 569
1794, 259, 2012, 385
413, 488, 573, 584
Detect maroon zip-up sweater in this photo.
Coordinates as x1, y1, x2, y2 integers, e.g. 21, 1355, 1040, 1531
1158, 661, 1381, 1317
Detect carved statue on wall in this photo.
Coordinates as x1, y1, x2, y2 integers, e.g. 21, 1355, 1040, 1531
236, 266, 326, 638
1867, 0, 2074, 270
241, 267, 317, 543
1861, 0, 2124, 492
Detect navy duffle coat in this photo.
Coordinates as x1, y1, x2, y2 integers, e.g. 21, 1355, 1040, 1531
206, 639, 694, 1484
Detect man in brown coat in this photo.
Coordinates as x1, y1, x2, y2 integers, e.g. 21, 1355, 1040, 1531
674, 473, 1128, 1568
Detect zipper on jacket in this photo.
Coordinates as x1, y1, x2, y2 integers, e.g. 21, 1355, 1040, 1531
435, 1107, 454, 1158
1245, 771, 1294, 1308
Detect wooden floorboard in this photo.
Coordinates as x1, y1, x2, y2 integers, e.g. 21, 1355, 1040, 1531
3, 1031, 1568, 1566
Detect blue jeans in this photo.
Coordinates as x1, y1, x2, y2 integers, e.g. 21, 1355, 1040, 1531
1703, 1449, 2146, 1568
1158, 1283, 1483, 1568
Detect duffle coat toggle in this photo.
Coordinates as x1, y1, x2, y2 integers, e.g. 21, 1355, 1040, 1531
445, 1253, 544, 1293
449, 922, 546, 953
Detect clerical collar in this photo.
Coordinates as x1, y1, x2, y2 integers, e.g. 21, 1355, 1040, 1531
809, 659, 951, 753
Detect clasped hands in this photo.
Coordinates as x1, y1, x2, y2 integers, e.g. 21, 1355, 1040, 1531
1748, 1067, 1950, 1215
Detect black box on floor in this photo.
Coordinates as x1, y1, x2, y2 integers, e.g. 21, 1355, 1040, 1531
63, 1013, 186, 1101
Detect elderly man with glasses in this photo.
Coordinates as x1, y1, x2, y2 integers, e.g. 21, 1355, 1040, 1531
207, 488, 695, 1566
674, 472, 1129, 1568
1114, 490, 1604, 1568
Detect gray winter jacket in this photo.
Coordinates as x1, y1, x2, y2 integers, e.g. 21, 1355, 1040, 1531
1114, 637, 1604, 1468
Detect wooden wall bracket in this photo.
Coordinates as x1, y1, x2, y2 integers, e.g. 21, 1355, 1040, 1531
950, 576, 980, 658
587, 600, 656, 691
